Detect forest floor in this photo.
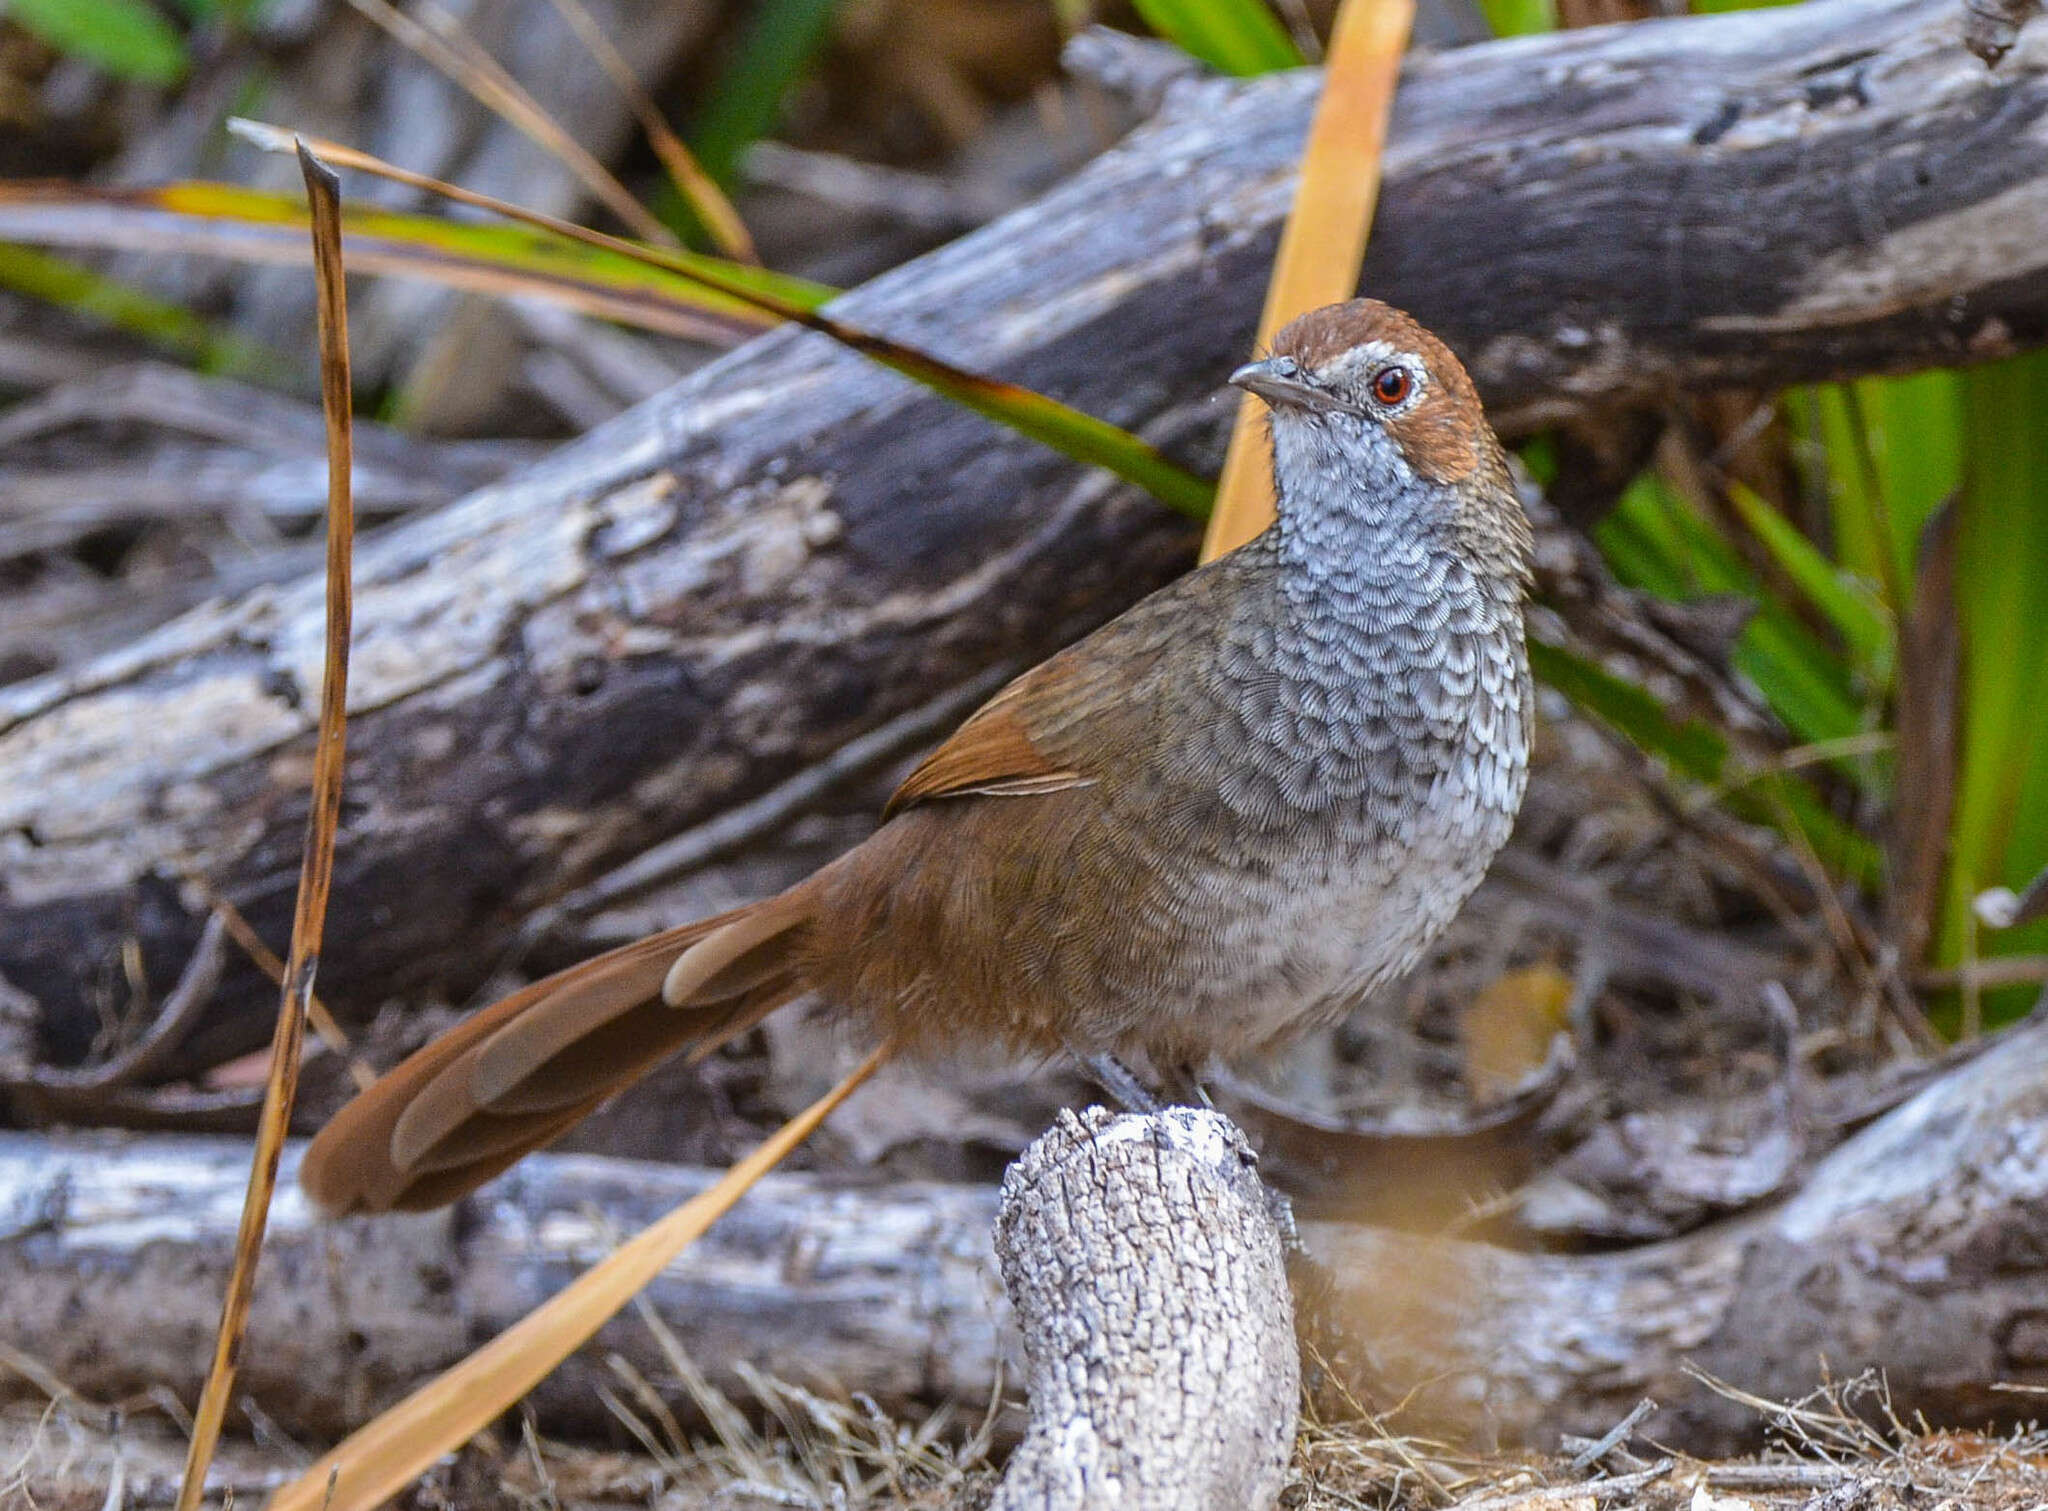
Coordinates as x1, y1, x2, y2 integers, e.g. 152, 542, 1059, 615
13, 1373, 2048, 1509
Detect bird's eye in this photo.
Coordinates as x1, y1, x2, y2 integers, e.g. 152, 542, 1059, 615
1370, 366, 1413, 407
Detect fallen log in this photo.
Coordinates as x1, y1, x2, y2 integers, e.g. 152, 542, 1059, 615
4, 1013, 2048, 1455
0, 1131, 1008, 1441
1299, 1009, 2048, 1450
6, 0, 2048, 1064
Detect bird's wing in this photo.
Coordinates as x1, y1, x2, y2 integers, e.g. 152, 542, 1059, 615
884, 553, 1247, 817
883, 658, 1099, 815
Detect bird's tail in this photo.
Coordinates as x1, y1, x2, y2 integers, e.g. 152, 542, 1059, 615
299, 891, 812, 1215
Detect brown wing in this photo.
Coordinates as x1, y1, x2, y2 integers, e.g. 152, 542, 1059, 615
884, 675, 1090, 817
882, 562, 1227, 819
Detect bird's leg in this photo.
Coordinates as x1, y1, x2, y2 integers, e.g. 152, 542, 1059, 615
1077, 1052, 1165, 1115
1076, 1053, 1215, 1112
1155, 1057, 1213, 1108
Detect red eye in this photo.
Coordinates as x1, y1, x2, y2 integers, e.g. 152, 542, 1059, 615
1371, 366, 1412, 406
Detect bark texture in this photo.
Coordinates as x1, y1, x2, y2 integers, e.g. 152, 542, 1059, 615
6, 0, 2048, 1064
989, 1108, 1298, 1511
1299, 1011, 2048, 1451
0, 1134, 1006, 1440
6, 1016, 2048, 1454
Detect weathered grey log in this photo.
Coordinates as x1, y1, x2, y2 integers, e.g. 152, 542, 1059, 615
1300, 1010, 2048, 1451
0, 1132, 1009, 1439
6, 1015, 2048, 1454
7, 0, 2048, 1067
989, 1108, 1298, 1511
1964, 0, 2041, 63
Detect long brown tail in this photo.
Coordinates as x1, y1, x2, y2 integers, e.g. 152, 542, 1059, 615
299, 892, 811, 1215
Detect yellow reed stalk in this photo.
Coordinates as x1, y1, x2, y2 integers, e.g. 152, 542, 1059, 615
266, 1041, 892, 1511
1201, 0, 1415, 563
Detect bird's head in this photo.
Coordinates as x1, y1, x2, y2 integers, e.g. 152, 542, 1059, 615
1230, 299, 1525, 574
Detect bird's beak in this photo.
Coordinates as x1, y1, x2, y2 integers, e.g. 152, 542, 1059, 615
1229, 357, 1336, 413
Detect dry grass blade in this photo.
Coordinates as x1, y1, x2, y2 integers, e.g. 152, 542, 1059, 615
184, 875, 375, 1091
171, 140, 358, 1511
228, 120, 1212, 515
537, 0, 758, 262
265, 1040, 893, 1511
342, 0, 678, 247
1889, 500, 1959, 972
1200, 0, 1415, 562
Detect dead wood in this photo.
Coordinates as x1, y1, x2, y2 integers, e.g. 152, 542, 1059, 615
3, 1014, 2048, 1455
6, 0, 2048, 1069
0, 364, 540, 559
989, 1108, 1298, 1510
0, 1132, 1008, 1442
1964, 0, 2042, 62
1296, 1010, 2048, 1453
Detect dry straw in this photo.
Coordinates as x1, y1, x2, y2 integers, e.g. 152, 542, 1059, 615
1202, 0, 1416, 562
265, 1041, 890, 1511
172, 141, 356, 1511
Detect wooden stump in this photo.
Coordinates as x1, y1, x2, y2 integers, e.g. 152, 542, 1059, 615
989, 1107, 1299, 1511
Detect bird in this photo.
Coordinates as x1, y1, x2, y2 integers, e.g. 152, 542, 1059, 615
301, 298, 1534, 1215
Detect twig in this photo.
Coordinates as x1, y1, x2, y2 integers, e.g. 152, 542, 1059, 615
1563, 1399, 1658, 1472
180, 875, 374, 1091
1919, 953, 2048, 992
3, 913, 227, 1097
172, 141, 357, 1511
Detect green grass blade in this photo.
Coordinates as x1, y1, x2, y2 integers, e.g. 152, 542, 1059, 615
0, 174, 1215, 517
1528, 637, 1881, 888
1597, 472, 1866, 755
1476, 0, 1555, 34
1790, 374, 1962, 620
688, 0, 840, 186
1724, 479, 1891, 679
1939, 349, 2048, 1016
870, 352, 1214, 518
0, 241, 264, 374
0, 181, 828, 337
8, 0, 188, 83
1129, 0, 1305, 74
1854, 371, 1963, 600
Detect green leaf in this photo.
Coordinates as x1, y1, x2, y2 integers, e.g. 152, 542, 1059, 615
1527, 637, 1881, 888
1130, 0, 1305, 75
688, 0, 840, 186
7, 0, 188, 83
0, 240, 264, 374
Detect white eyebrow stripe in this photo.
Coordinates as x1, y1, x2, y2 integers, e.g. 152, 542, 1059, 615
1321, 341, 1426, 384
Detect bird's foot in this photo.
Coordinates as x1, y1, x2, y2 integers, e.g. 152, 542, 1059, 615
1076, 1052, 1212, 1114
1078, 1052, 1165, 1115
